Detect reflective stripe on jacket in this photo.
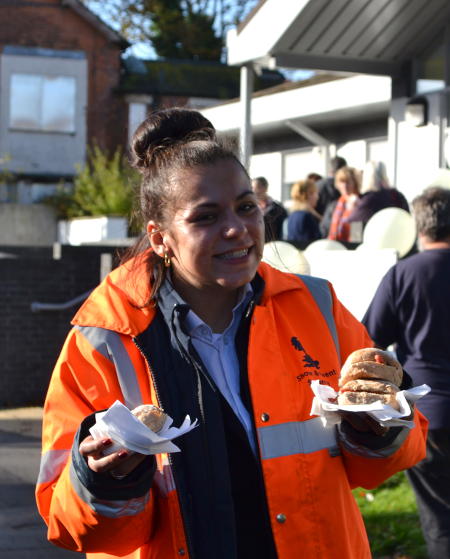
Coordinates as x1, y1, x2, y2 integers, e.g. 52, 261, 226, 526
36, 258, 428, 559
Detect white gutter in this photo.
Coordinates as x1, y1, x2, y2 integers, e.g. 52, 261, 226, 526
202, 74, 391, 133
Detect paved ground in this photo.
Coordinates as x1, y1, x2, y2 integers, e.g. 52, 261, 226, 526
0, 407, 79, 558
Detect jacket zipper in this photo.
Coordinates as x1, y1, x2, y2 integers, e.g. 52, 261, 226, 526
132, 336, 196, 559
168, 307, 228, 559
168, 318, 221, 555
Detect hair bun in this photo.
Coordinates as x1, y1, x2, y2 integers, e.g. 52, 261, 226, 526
130, 108, 216, 171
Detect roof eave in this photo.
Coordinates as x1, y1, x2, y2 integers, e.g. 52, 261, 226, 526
62, 0, 129, 50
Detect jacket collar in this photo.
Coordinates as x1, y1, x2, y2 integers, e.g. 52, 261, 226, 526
71, 252, 303, 337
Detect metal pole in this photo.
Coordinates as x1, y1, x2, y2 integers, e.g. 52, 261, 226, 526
240, 63, 254, 171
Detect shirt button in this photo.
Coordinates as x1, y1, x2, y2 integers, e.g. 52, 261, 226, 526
276, 513, 287, 523
178, 549, 186, 556
261, 413, 270, 422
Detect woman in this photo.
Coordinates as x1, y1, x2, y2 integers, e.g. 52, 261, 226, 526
327, 166, 361, 242
36, 108, 427, 559
286, 178, 322, 248
347, 160, 410, 229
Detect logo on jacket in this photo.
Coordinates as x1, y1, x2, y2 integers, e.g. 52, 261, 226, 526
291, 336, 337, 384
291, 337, 320, 369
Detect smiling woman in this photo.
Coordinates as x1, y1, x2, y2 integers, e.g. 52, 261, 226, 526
146, 160, 264, 330
36, 108, 428, 559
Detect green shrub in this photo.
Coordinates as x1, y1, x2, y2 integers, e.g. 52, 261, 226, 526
0, 153, 14, 184
44, 144, 139, 220
72, 144, 138, 217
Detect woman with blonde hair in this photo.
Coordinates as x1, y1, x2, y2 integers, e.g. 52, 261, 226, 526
286, 178, 322, 248
327, 166, 361, 242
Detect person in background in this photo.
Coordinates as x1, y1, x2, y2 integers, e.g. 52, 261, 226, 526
327, 166, 361, 242
307, 172, 323, 184
286, 178, 322, 248
36, 108, 427, 559
347, 160, 410, 232
251, 176, 287, 242
316, 156, 347, 235
362, 186, 450, 559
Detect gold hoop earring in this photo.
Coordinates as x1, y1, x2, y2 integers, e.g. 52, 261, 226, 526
163, 252, 171, 268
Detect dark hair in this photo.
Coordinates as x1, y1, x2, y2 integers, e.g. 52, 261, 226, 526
331, 156, 347, 174
412, 186, 450, 241
307, 172, 322, 182
125, 107, 246, 303
252, 176, 268, 189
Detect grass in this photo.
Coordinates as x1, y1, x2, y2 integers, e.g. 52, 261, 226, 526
353, 472, 427, 558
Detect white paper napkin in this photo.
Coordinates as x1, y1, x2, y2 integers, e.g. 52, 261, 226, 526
89, 400, 198, 455
310, 380, 431, 428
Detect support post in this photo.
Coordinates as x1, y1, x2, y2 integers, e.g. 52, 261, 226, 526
240, 63, 254, 171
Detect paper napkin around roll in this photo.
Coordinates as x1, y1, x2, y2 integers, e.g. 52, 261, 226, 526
310, 380, 431, 428
89, 400, 198, 455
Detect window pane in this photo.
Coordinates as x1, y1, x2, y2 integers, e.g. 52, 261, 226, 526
417, 79, 445, 94
9, 73, 76, 133
41, 76, 76, 132
128, 102, 147, 145
10, 74, 42, 130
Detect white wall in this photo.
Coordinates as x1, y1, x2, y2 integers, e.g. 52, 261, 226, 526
390, 93, 443, 201
249, 152, 283, 201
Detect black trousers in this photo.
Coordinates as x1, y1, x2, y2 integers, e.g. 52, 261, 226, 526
406, 429, 450, 559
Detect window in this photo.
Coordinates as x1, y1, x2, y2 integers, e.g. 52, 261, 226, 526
128, 102, 147, 146
9, 74, 76, 133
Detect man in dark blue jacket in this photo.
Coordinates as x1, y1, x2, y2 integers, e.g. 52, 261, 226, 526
363, 186, 450, 559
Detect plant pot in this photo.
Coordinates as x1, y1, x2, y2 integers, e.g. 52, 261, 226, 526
58, 216, 128, 245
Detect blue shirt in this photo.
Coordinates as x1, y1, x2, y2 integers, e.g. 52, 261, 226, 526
168, 281, 256, 450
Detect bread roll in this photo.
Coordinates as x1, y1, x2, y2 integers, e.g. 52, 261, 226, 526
341, 379, 399, 395
131, 404, 167, 433
339, 348, 402, 387
338, 378, 400, 410
337, 390, 399, 410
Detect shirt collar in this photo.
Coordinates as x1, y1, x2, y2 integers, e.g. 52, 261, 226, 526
164, 274, 253, 339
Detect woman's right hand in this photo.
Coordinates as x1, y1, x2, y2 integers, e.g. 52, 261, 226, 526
79, 435, 146, 478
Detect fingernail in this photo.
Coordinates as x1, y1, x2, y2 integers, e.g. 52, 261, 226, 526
118, 451, 128, 459
101, 439, 112, 446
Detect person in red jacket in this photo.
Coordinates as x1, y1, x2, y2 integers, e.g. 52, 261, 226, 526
36, 108, 427, 559
327, 166, 361, 242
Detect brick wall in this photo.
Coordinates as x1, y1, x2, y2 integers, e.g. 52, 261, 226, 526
0, 0, 127, 153
0, 245, 126, 407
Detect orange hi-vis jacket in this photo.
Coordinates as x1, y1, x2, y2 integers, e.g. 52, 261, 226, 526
36, 258, 428, 559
